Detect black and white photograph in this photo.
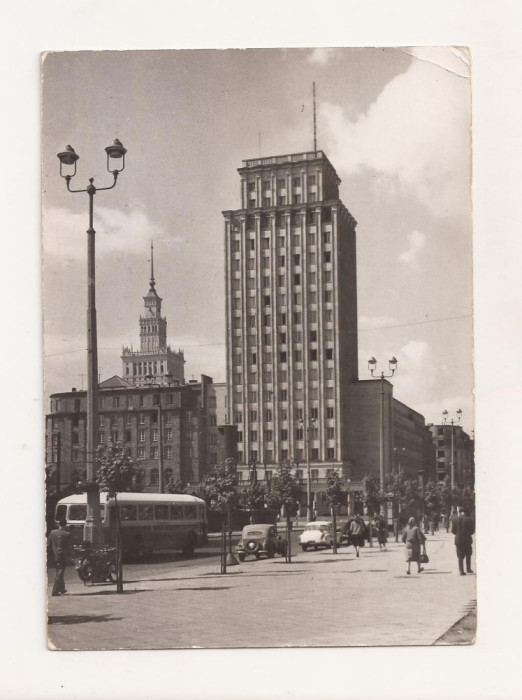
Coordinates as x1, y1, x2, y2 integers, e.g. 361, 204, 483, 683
42, 47, 476, 651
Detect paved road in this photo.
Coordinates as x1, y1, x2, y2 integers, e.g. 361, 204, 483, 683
47, 529, 476, 650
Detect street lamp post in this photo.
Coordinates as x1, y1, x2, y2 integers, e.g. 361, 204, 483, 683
145, 375, 165, 493
299, 416, 316, 521
442, 408, 462, 491
393, 446, 405, 541
57, 140, 127, 544
368, 356, 398, 514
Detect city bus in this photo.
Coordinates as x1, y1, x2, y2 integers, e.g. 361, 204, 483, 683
54, 492, 208, 557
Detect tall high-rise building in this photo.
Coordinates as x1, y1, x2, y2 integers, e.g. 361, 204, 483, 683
121, 243, 185, 386
222, 150, 358, 482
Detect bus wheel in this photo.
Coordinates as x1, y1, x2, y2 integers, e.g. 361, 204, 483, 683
182, 533, 196, 556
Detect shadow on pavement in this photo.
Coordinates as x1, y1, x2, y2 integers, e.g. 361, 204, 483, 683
129, 570, 310, 584
422, 571, 452, 575
175, 586, 231, 591
48, 614, 123, 625
70, 589, 151, 596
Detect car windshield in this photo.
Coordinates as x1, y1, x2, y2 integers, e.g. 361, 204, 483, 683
305, 523, 328, 532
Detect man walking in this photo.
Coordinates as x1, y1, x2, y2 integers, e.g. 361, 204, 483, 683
451, 507, 475, 575
48, 519, 73, 596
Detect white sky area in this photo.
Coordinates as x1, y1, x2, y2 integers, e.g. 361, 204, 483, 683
42, 48, 473, 431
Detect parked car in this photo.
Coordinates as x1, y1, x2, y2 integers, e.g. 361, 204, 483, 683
236, 523, 287, 561
299, 521, 340, 551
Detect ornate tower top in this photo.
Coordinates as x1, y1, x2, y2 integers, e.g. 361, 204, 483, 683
144, 241, 162, 318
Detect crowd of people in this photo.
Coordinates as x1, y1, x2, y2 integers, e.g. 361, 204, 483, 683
338, 508, 475, 576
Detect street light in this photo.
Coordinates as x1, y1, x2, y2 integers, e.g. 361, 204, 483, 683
368, 356, 398, 514
57, 139, 127, 544
299, 416, 316, 521
442, 408, 462, 491
393, 446, 406, 540
145, 374, 165, 493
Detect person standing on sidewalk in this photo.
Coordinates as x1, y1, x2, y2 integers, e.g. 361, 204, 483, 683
402, 517, 426, 574
349, 514, 366, 557
48, 519, 73, 597
376, 514, 387, 551
451, 507, 475, 575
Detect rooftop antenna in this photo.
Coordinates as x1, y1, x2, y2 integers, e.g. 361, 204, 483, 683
150, 241, 155, 289
313, 81, 317, 152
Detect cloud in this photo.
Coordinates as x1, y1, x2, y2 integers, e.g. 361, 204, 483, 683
319, 55, 471, 218
398, 230, 427, 265
307, 48, 339, 66
43, 206, 177, 261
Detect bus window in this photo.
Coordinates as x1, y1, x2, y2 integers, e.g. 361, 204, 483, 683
120, 505, 137, 521
137, 505, 153, 521
69, 505, 87, 521
184, 504, 197, 520
155, 505, 169, 520
170, 505, 183, 520
55, 504, 67, 522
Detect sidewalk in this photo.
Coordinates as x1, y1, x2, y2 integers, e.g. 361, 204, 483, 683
47, 530, 476, 650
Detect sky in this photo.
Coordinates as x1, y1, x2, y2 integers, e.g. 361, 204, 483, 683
42, 47, 473, 432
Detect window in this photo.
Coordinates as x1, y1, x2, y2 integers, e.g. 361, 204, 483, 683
264, 295, 271, 306
311, 408, 319, 420
311, 466, 319, 478
308, 175, 316, 186
325, 310, 333, 322
294, 273, 301, 286
139, 430, 145, 443
309, 291, 316, 303
264, 333, 271, 345
262, 237, 270, 249
278, 370, 287, 382
278, 312, 286, 325
281, 429, 288, 441
324, 251, 331, 263
323, 231, 331, 244
293, 292, 302, 305
277, 178, 285, 189
249, 410, 257, 422
139, 502, 155, 519
209, 415, 217, 427
292, 234, 300, 248
279, 255, 285, 267
307, 233, 315, 246
262, 257, 270, 269
280, 409, 288, 421
327, 427, 335, 439
264, 429, 273, 442
327, 448, 335, 460
232, 279, 240, 291
232, 259, 240, 272
251, 431, 258, 442
310, 330, 317, 342
280, 333, 286, 344
293, 253, 300, 266
113, 396, 120, 408
309, 272, 316, 284
152, 428, 158, 442
72, 447, 79, 462
249, 239, 255, 251
280, 351, 287, 363
293, 177, 301, 187
293, 311, 301, 324
248, 314, 256, 327
138, 447, 145, 459
437, 449, 445, 458
295, 407, 304, 420
294, 350, 302, 362
280, 389, 287, 401
249, 390, 257, 402
151, 446, 159, 459
251, 352, 257, 365
279, 234, 285, 246
265, 409, 272, 422
166, 428, 173, 441
279, 196, 286, 206
324, 290, 332, 303
232, 240, 240, 253
278, 274, 285, 287
296, 428, 304, 440
234, 411, 243, 424
325, 348, 334, 360
125, 430, 132, 442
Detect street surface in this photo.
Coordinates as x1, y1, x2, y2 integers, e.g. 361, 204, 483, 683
47, 528, 476, 650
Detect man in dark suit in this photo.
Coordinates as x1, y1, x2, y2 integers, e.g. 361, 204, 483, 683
48, 519, 73, 596
451, 507, 475, 575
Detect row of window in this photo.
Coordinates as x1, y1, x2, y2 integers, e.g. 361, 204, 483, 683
231, 231, 332, 253
234, 407, 334, 423
248, 176, 317, 191
237, 426, 335, 442
233, 387, 335, 402
234, 369, 335, 384
237, 448, 335, 463
232, 250, 332, 268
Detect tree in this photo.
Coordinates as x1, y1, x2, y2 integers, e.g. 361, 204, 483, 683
205, 458, 239, 574
165, 476, 185, 494
241, 481, 266, 523
96, 441, 136, 592
362, 476, 382, 546
267, 462, 299, 562
325, 470, 345, 553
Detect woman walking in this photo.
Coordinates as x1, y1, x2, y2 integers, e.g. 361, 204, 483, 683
376, 514, 387, 551
349, 514, 366, 558
402, 517, 426, 574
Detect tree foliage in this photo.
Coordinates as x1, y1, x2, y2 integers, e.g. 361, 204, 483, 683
266, 462, 300, 512
96, 442, 136, 497
362, 476, 382, 517
325, 470, 345, 510
166, 476, 185, 495
241, 480, 266, 514
205, 458, 239, 516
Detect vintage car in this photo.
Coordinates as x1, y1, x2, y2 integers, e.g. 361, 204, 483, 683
236, 523, 287, 561
299, 520, 340, 551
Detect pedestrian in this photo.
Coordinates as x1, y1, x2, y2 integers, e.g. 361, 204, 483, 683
295, 503, 300, 527
433, 512, 440, 532
47, 519, 73, 597
376, 514, 387, 551
402, 516, 426, 575
349, 514, 366, 557
451, 506, 475, 575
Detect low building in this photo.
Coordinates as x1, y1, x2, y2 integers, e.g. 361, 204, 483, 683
45, 375, 225, 494
428, 423, 474, 486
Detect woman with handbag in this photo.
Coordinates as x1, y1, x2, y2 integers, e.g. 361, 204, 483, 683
402, 517, 426, 574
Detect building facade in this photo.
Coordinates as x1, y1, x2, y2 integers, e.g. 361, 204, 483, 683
45, 375, 225, 494
222, 150, 358, 483
121, 243, 185, 387
428, 423, 474, 485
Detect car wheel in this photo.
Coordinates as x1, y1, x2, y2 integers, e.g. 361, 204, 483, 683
301, 544, 308, 552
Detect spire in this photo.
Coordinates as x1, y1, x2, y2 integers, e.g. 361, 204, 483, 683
150, 241, 155, 289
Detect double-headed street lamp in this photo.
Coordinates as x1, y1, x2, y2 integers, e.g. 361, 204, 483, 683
368, 356, 398, 514
442, 408, 462, 490
299, 416, 316, 521
57, 140, 127, 545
